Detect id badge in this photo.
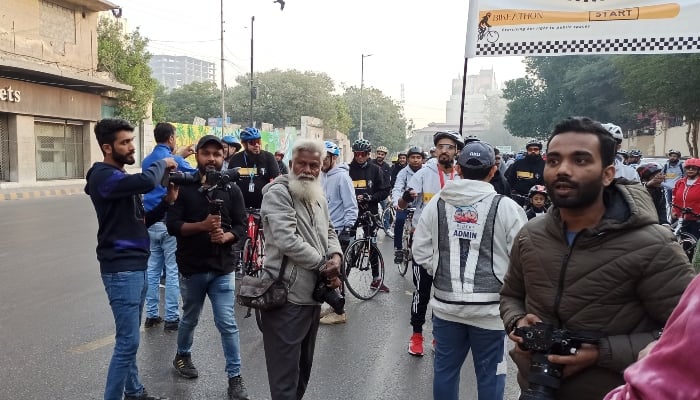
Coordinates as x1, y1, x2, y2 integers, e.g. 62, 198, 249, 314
249, 181, 255, 192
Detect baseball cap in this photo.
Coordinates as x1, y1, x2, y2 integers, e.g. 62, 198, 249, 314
457, 141, 496, 169
196, 135, 224, 151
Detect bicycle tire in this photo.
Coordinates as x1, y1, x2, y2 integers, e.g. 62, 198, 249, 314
487, 30, 499, 43
343, 239, 384, 300
677, 232, 697, 262
397, 223, 411, 277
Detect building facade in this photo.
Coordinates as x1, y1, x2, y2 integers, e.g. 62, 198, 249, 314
0, 0, 130, 187
445, 69, 499, 126
149, 55, 216, 90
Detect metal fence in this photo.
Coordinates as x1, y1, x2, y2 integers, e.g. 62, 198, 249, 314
35, 121, 84, 180
0, 114, 9, 181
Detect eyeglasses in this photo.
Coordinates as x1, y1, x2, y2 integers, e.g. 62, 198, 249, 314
354, 152, 368, 157
436, 144, 456, 150
246, 139, 261, 146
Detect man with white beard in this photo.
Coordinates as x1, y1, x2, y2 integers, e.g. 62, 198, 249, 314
260, 138, 343, 400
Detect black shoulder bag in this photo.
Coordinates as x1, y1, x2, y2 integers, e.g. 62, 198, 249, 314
237, 256, 289, 310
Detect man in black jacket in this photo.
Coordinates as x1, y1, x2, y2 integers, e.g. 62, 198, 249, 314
227, 127, 280, 210
167, 135, 249, 400
85, 118, 176, 400
506, 139, 545, 206
349, 138, 391, 292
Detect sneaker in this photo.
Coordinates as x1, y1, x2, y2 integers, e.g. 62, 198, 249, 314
394, 250, 404, 264
370, 279, 390, 293
144, 316, 163, 328
319, 307, 334, 319
320, 312, 347, 325
124, 389, 169, 400
173, 353, 198, 379
164, 319, 179, 332
227, 375, 250, 400
408, 333, 424, 356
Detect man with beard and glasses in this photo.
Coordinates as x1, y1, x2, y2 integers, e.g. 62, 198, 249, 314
260, 138, 343, 400
86, 119, 178, 400
671, 158, 700, 238
505, 139, 545, 207
500, 116, 694, 400
399, 130, 463, 357
166, 135, 250, 400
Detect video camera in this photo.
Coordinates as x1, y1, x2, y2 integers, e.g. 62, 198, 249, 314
162, 168, 240, 192
513, 322, 601, 400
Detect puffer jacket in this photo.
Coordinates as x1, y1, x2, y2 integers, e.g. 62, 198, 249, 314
261, 176, 342, 305
500, 181, 694, 400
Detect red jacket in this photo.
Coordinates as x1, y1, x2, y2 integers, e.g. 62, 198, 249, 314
672, 177, 700, 220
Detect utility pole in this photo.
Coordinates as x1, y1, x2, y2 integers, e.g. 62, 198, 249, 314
249, 16, 255, 128
359, 53, 372, 140
220, 0, 225, 130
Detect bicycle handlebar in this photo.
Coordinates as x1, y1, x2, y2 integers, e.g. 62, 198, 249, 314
672, 204, 700, 218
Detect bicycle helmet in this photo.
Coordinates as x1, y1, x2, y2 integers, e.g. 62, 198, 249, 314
221, 135, 242, 150
601, 123, 623, 141
240, 127, 261, 142
526, 139, 543, 149
636, 163, 662, 181
407, 146, 424, 158
685, 158, 700, 168
376, 146, 389, 154
617, 149, 629, 157
324, 140, 340, 157
668, 149, 682, 157
429, 146, 436, 153
464, 134, 480, 144
629, 149, 643, 158
397, 150, 408, 158
528, 185, 548, 198
352, 138, 372, 153
433, 130, 465, 150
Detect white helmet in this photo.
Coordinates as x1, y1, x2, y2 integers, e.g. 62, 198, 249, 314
601, 123, 623, 141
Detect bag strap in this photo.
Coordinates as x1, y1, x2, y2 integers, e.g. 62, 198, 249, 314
276, 255, 289, 282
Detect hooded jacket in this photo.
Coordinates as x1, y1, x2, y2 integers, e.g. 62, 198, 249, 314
391, 164, 422, 208
604, 275, 700, 400
412, 179, 527, 330
672, 176, 700, 220
406, 160, 460, 226
261, 175, 343, 305
321, 163, 358, 231
500, 181, 694, 400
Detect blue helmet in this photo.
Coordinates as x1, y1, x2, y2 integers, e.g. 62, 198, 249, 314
324, 141, 340, 157
222, 135, 241, 150
240, 127, 261, 142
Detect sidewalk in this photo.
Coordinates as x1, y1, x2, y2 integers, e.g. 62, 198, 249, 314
0, 180, 85, 202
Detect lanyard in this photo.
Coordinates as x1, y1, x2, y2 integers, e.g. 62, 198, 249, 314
437, 167, 455, 189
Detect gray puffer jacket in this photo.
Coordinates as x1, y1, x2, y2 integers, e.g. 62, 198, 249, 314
261, 176, 342, 305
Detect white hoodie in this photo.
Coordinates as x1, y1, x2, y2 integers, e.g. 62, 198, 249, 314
412, 179, 527, 330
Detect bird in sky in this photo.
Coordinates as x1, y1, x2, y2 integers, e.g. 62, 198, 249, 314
273, 0, 285, 11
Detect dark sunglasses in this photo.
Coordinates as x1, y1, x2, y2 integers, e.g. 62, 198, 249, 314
246, 139, 261, 146
354, 151, 368, 157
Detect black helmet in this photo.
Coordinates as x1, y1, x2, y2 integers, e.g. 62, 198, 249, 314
433, 130, 464, 150
629, 149, 643, 158
352, 139, 372, 153
668, 149, 682, 157
464, 134, 480, 144
407, 146, 424, 158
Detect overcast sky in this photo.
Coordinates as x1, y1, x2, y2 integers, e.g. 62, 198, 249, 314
114, 0, 526, 128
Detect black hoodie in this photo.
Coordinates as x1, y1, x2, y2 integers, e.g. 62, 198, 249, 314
85, 160, 168, 273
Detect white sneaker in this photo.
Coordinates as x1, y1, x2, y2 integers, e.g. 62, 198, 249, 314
320, 312, 347, 325
319, 306, 334, 319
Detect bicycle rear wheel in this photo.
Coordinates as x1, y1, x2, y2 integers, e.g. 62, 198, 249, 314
242, 238, 264, 332
677, 232, 697, 262
343, 239, 384, 300
397, 224, 411, 277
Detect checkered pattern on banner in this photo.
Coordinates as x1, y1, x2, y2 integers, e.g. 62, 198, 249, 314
477, 37, 700, 56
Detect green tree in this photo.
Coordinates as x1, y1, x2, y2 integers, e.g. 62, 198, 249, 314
615, 54, 700, 157
151, 82, 167, 123
158, 81, 221, 124
342, 86, 407, 152
97, 17, 157, 124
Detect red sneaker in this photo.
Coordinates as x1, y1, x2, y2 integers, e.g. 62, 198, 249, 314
370, 279, 390, 292
408, 333, 424, 356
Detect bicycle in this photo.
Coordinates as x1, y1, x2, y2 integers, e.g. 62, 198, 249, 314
241, 207, 265, 331
343, 211, 386, 300
671, 204, 700, 262
396, 207, 416, 277
478, 27, 499, 43
380, 203, 396, 238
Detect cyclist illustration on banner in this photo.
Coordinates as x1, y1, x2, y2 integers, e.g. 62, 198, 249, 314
477, 12, 500, 43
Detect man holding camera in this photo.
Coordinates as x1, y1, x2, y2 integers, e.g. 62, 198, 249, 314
500, 117, 694, 400
260, 138, 343, 400
86, 118, 177, 400
142, 122, 197, 332
166, 135, 249, 400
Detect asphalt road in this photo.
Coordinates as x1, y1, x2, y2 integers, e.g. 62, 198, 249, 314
0, 195, 521, 400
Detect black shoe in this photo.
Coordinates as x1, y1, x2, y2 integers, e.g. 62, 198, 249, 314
163, 319, 179, 332
227, 375, 250, 400
394, 250, 404, 264
144, 317, 163, 328
173, 353, 198, 379
124, 389, 169, 400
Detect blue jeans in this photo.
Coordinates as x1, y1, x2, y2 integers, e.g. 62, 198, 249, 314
101, 270, 147, 400
393, 209, 407, 249
177, 272, 242, 378
146, 222, 180, 321
432, 316, 506, 400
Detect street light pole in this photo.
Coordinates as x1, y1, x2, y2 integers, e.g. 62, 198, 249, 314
220, 0, 225, 129
249, 16, 255, 128
359, 53, 372, 140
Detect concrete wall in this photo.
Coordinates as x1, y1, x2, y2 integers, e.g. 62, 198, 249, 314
8, 114, 37, 183
300, 116, 324, 141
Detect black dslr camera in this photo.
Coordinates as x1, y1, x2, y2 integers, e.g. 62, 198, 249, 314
312, 263, 345, 315
163, 171, 198, 186
162, 168, 240, 191
514, 322, 601, 400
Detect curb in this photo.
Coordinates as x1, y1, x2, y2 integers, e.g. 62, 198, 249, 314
0, 187, 84, 201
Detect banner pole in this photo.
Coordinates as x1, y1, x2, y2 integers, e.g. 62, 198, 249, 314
459, 57, 469, 136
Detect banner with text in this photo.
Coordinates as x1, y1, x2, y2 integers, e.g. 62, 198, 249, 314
466, 0, 700, 57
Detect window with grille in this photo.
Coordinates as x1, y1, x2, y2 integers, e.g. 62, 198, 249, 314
35, 119, 84, 180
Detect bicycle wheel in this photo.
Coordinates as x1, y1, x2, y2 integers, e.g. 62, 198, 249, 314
486, 30, 499, 43
677, 232, 697, 262
397, 224, 411, 277
381, 207, 395, 238
343, 239, 384, 300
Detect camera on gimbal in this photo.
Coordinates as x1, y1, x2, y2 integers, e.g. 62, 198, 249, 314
312, 263, 345, 315
161, 168, 240, 192
513, 322, 601, 400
